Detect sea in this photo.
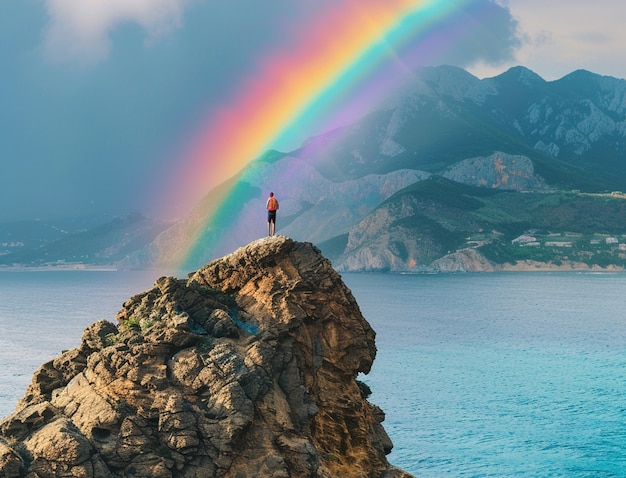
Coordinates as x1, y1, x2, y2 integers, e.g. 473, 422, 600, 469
1, 269, 625, 477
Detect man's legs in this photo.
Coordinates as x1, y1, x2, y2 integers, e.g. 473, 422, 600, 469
268, 212, 276, 236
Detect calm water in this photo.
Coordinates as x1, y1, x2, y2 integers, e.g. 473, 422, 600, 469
1, 270, 626, 476
342, 272, 626, 477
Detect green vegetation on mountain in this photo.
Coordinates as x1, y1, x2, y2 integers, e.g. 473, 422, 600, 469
345, 176, 626, 269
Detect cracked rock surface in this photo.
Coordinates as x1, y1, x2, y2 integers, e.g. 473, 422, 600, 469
0, 236, 413, 478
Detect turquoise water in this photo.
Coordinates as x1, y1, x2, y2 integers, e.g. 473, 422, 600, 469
342, 272, 626, 477
1, 270, 626, 476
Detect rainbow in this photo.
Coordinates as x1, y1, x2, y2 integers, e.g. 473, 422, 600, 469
170, 0, 480, 271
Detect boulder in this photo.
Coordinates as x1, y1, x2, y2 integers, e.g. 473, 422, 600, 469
0, 236, 414, 478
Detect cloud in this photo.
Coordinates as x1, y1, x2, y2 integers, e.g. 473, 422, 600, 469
447, 1, 521, 67
43, 0, 193, 64
486, 0, 626, 80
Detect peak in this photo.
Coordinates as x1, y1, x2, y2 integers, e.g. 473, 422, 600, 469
0, 237, 413, 478
415, 64, 480, 87
497, 66, 545, 85
561, 68, 599, 80
550, 68, 626, 99
555, 68, 606, 87
419, 64, 478, 79
405, 64, 481, 101
538, 68, 626, 85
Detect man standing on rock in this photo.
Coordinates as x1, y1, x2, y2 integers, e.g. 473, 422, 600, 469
266, 192, 279, 236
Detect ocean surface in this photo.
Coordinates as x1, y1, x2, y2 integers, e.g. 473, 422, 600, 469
1, 270, 626, 477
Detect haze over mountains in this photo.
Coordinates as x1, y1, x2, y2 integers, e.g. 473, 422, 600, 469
4, 65, 626, 271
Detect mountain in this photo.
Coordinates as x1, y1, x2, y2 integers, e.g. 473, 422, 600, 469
143, 65, 626, 272
0, 237, 413, 478
0, 213, 172, 269
330, 175, 626, 272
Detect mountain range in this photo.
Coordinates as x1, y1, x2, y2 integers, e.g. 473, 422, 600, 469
145, 65, 626, 272
3, 65, 626, 271
0, 213, 170, 269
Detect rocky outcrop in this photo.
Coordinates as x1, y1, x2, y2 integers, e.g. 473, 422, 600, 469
424, 248, 497, 273
442, 152, 547, 191
0, 236, 413, 478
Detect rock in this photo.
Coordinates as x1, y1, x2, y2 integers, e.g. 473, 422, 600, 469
442, 152, 548, 191
426, 248, 497, 272
0, 440, 22, 478
0, 236, 414, 478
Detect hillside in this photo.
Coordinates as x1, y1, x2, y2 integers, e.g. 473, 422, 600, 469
0, 213, 171, 269
321, 175, 626, 271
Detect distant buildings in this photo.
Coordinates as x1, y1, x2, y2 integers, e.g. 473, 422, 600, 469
511, 235, 539, 246
512, 233, 625, 251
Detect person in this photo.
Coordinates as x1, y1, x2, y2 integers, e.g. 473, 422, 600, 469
266, 192, 279, 236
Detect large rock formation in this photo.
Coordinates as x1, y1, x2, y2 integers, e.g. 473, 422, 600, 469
0, 236, 413, 478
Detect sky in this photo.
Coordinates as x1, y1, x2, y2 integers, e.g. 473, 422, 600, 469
2, 0, 625, 223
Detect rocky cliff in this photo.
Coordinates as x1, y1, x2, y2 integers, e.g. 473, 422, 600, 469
0, 236, 413, 478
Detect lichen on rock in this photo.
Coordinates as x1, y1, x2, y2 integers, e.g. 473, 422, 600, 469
0, 236, 414, 478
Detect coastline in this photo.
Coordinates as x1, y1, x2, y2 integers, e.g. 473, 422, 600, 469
0, 264, 118, 272
2, 260, 625, 274
496, 260, 626, 273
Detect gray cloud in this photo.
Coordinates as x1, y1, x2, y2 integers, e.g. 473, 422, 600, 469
43, 0, 193, 64
0, 1, 531, 222
429, 1, 521, 69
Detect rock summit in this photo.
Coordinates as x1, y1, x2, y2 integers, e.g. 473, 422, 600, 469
0, 236, 413, 478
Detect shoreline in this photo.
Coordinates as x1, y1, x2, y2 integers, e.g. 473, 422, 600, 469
496, 259, 626, 273
0, 264, 118, 272
2, 260, 625, 274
